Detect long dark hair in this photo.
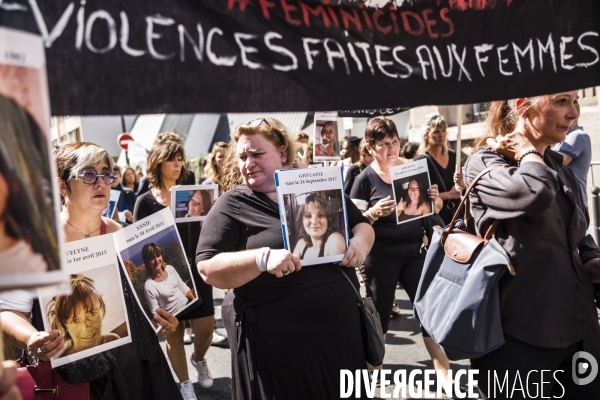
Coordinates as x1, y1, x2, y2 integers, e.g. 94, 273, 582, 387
405, 178, 426, 208
0, 95, 59, 271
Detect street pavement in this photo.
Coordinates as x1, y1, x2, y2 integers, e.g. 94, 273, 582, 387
160, 270, 475, 400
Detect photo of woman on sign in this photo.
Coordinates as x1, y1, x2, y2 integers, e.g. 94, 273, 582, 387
395, 177, 432, 222
0, 95, 59, 282
314, 120, 339, 158
291, 193, 347, 262
185, 190, 212, 217
142, 242, 196, 317
47, 274, 121, 357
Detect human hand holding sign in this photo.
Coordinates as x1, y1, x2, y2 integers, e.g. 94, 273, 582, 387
371, 196, 396, 218
26, 330, 64, 361
154, 308, 179, 336
267, 249, 302, 278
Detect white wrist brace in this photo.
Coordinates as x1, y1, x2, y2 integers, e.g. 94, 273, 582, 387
256, 247, 271, 272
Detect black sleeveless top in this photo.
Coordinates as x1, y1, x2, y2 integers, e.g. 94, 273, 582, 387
299, 232, 331, 259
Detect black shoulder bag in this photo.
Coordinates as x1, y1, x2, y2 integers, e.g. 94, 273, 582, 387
335, 265, 385, 366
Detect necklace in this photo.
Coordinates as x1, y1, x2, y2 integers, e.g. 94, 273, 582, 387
63, 217, 101, 238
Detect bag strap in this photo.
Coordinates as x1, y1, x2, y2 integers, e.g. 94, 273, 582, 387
441, 165, 504, 245
334, 265, 364, 305
423, 153, 448, 193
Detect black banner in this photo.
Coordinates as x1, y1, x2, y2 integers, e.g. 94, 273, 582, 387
2, 0, 599, 115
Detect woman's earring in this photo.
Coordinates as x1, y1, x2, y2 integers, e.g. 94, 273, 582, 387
523, 120, 527, 128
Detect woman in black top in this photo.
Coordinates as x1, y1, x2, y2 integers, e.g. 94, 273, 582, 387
196, 117, 375, 400
349, 117, 450, 378
133, 133, 215, 398
465, 94, 600, 398
415, 113, 465, 225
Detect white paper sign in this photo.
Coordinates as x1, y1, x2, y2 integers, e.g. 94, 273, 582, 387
390, 159, 434, 225
313, 111, 340, 161
0, 27, 65, 290
171, 184, 219, 223
113, 208, 199, 332
275, 166, 348, 266
38, 235, 131, 367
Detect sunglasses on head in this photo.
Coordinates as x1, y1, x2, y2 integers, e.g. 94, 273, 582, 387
237, 118, 286, 145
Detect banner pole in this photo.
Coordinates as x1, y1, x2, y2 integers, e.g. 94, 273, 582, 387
455, 105, 463, 172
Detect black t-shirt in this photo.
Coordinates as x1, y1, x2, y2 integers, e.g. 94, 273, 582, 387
349, 165, 423, 245
416, 151, 457, 224
195, 185, 368, 302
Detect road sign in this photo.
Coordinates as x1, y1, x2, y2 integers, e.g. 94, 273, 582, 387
118, 133, 133, 150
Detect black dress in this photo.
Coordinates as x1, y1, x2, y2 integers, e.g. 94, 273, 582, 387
195, 185, 369, 400
133, 191, 214, 320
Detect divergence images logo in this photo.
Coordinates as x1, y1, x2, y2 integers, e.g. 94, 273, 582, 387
572, 351, 598, 386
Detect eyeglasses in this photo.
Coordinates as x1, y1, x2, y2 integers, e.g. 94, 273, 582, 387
237, 118, 286, 145
375, 140, 400, 150
74, 170, 116, 185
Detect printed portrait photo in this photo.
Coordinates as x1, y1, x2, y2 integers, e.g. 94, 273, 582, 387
392, 172, 433, 224
313, 120, 340, 160
283, 190, 347, 265
171, 185, 218, 223
39, 264, 130, 367
119, 225, 198, 330
0, 92, 61, 288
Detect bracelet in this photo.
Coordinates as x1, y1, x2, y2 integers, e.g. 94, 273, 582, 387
364, 209, 378, 224
255, 247, 270, 272
517, 150, 543, 166
26, 333, 38, 359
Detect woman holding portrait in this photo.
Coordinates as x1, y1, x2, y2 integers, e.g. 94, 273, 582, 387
197, 117, 375, 399
350, 117, 451, 379
0, 142, 181, 400
133, 133, 215, 397
464, 93, 600, 398
292, 194, 346, 260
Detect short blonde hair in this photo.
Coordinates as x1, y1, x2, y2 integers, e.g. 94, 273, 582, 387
221, 118, 296, 192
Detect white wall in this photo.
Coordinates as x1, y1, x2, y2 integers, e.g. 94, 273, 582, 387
80, 115, 137, 157
184, 114, 221, 158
